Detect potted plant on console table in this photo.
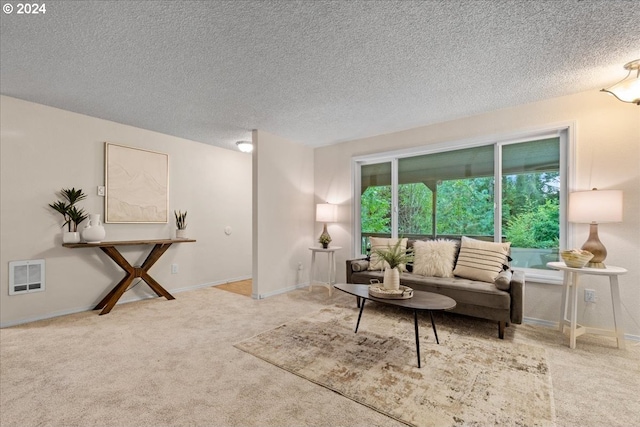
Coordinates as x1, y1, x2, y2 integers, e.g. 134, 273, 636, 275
49, 188, 88, 244
373, 239, 413, 291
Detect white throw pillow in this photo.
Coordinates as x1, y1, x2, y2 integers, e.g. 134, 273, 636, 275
412, 239, 458, 277
453, 236, 511, 283
368, 237, 408, 271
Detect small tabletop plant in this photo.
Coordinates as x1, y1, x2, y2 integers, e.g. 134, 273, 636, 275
318, 233, 331, 248
49, 188, 88, 232
372, 239, 414, 270
372, 239, 413, 290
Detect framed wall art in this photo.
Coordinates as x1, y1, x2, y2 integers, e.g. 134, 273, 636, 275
105, 142, 169, 223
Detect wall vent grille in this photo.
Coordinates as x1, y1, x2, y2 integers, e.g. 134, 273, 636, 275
9, 259, 45, 295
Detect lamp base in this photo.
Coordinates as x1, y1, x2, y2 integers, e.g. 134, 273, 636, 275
318, 223, 331, 248
580, 223, 607, 269
586, 261, 606, 269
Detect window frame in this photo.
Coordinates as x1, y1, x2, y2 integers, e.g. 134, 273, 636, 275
352, 123, 575, 284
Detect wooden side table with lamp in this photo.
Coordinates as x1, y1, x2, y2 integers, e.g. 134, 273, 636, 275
308, 246, 341, 296
552, 188, 626, 349
310, 202, 338, 295
547, 261, 627, 349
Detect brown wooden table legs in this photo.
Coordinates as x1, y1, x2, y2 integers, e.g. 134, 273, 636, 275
94, 243, 176, 315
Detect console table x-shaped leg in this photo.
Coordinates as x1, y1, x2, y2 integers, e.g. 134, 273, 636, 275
63, 239, 196, 315
94, 243, 177, 315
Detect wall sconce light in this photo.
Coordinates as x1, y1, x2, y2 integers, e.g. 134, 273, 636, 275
600, 59, 640, 105
568, 188, 623, 268
236, 141, 253, 153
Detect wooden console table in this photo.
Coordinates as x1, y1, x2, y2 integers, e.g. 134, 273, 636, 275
63, 239, 196, 315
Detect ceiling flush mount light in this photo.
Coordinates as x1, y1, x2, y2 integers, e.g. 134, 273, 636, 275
236, 141, 253, 153
568, 188, 623, 268
600, 59, 640, 105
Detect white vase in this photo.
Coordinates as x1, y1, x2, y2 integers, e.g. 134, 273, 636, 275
82, 214, 106, 243
176, 229, 187, 239
62, 231, 81, 244
383, 267, 400, 290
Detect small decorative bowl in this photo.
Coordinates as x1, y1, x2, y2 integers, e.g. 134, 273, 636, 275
560, 250, 594, 268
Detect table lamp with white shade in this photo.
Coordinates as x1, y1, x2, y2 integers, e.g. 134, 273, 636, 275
568, 188, 623, 268
316, 203, 337, 248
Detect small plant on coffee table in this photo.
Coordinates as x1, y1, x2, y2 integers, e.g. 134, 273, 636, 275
372, 239, 413, 290
372, 239, 413, 270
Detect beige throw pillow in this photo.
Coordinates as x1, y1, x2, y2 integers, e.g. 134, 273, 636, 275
453, 236, 511, 283
368, 237, 408, 271
412, 239, 458, 277
350, 260, 369, 272
494, 269, 513, 291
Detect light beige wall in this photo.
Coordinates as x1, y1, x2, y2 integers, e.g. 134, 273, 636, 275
314, 90, 640, 337
252, 129, 315, 297
0, 96, 252, 326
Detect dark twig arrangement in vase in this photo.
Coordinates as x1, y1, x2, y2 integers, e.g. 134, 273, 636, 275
175, 210, 188, 239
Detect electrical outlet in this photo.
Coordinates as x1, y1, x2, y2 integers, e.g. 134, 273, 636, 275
171, 264, 179, 274
97, 186, 105, 196
584, 289, 596, 303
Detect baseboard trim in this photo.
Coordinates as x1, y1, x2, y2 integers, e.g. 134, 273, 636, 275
0, 276, 253, 328
196, 275, 253, 291
255, 282, 309, 300
523, 316, 557, 328
5, 290, 637, 345
523, 316, 640, 343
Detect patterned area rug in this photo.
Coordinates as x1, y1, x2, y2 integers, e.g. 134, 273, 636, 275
235, 305, 555, 427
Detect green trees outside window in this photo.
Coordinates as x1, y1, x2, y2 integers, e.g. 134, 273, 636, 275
359, 137, 562, 270
361, 185, 391, 235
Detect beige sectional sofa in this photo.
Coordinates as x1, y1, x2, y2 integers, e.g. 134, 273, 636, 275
345, 238, 525, 339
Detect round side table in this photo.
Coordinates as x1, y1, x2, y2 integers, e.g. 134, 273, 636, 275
547, 261, 627, 349
308, 246, 341, 296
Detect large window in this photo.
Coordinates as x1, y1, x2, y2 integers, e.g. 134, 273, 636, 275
360, 162, 392, 240
501, 138, 560, 269
398, 145, 496, 238
356, 131, 567, 276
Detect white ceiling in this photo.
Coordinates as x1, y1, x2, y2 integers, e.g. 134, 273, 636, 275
1, 1, 639, 151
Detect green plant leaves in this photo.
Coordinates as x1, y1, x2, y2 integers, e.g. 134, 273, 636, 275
49, 188, 87, 232
372, 239, 414, 269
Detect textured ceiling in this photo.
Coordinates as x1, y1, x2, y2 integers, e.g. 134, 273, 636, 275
1, 0, 639, 151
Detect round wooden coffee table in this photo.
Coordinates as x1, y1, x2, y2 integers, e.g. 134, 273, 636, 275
334, 283, 456, 368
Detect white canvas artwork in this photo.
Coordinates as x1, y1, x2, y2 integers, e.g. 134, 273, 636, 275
105, 143, 169, 223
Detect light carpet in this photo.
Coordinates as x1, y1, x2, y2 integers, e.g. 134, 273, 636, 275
2, 287, 638, 427
235, 305, 555, 427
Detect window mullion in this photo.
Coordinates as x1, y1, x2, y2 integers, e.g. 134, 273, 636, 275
494, 143, 503, 243
353, 160, 362, 256
391, 158, 399, 238
559, 129, 569, 251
